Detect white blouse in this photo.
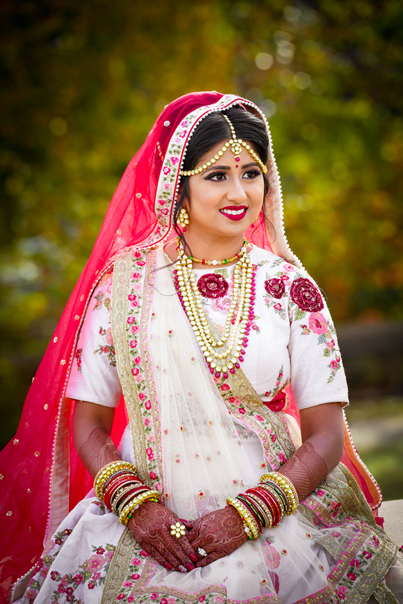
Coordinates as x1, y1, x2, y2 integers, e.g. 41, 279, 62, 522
66, 246, 349, 410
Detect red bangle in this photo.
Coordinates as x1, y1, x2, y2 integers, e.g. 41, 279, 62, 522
238, 494, 263, 531
251, 487, 282, 526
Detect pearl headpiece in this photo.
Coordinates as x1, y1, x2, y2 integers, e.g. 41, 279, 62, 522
179, 113, 268, 177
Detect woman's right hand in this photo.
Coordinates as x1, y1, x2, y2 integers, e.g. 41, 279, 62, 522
128, 501, 198, 573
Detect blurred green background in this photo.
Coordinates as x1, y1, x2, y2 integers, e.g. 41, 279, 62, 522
1, 0, 402, 499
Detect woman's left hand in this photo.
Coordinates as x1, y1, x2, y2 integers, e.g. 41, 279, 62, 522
186, 506, 248, 568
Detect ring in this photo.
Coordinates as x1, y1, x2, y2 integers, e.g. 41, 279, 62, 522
198, 547, 208, 557
170, 522, 186, 538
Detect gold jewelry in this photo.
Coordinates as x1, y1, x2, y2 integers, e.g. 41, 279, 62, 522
174, 244, 254, 377
170, 522, 187, 538
177, 207, 189, 229
180, 114, 268, 176
260, 472, 299, 515
119, 489, 160, 525
94, 461, 137, 500
226, 496, 259, 540
178, 238, 248, 266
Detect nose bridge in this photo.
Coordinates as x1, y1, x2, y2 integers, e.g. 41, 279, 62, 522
227, 171, 247, 201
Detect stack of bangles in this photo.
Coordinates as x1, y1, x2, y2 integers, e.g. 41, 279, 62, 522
226, 472, 299, 540
94, 461, 160, 525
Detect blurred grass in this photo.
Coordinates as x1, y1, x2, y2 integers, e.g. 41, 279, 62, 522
346, 397, 403, 501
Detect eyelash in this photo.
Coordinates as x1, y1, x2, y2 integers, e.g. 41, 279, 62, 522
205, 169, 262, 181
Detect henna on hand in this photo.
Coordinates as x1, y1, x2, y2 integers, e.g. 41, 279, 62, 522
186, 506, 248, 568
279, 441, 328, 501
128, 501, 197, 572
78, 426, 121, 477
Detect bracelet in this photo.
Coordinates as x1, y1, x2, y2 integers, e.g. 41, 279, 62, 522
260, 472, 299, 515
226, 497, 260, 540
245, 492, 273, 529
94, 461, 137, 500
119, 490, 160, 525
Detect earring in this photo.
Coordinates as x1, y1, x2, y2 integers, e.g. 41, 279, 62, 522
177, 208, 190, 231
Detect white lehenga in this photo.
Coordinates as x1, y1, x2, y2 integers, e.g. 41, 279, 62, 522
16, 246, 402, 604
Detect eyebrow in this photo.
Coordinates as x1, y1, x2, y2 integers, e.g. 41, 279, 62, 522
203, 162, 260, 173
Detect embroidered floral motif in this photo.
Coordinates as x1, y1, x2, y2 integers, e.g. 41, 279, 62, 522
24, 528, 116, 603
94, 344, 116, 367
290, 277, 324, 312
74, 348, 83, 373
197, 273, 229, 299
264, 278, 285, 299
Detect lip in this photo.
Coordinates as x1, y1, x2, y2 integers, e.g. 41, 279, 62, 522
219, 205, 248, 221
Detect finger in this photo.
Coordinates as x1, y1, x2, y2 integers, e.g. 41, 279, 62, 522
195, 550, 222, 568
162, 531, 197, 571
145, 541, 181, 571
190, 534, 208, 550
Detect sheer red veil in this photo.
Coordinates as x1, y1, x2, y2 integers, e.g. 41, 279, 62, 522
0, 91, 381, 602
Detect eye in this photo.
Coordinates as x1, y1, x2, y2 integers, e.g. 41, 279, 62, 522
204, 171, 227, 181
243, 169, 262, 179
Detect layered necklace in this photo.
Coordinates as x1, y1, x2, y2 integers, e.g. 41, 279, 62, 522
173, 239, 256, 378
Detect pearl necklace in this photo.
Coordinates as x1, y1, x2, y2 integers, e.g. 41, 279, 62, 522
173, 246, 256, 378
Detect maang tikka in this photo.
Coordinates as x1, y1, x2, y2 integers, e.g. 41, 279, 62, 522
180, 113, 268, 177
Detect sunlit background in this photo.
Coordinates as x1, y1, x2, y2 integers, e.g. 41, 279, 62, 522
1, 0, 402, 499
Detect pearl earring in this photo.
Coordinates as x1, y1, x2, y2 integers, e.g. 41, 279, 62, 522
177, 208, 190, 231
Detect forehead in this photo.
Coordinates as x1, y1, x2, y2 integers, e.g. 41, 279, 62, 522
195, 141, 257, 167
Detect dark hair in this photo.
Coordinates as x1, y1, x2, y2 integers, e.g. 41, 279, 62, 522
173, 106, 272, 245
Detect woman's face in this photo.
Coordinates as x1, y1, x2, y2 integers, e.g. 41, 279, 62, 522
185, 141, 265, 242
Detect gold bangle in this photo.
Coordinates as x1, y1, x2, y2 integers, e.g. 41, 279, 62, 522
94, 461, 137, 500
226, 497, 259, 540
261, 472, 299, 515
119, 490, 160, 525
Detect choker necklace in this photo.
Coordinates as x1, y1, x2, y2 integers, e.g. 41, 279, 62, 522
173, 242, 256, 379
176, 238, 248, 266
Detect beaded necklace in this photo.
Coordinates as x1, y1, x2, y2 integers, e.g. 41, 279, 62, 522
173, 242, 256, 378
178, 238, 248, 266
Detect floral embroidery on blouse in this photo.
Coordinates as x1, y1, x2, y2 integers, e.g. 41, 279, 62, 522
264, 278, 285, 299
290, 277, 324, 313
94, 343, 116, 367
197, 273, 229, 299
299, 311, 341, 382
74, 348, 83, 373
93, 273, 113, 312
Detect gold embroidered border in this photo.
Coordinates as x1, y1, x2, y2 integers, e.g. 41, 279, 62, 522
140, 249, 165, 488
101, 528, 136, 604
111, 250, 148, 479
227, 368, 296, 465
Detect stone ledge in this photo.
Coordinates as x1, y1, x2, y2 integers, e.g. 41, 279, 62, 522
379, 500, 403, 546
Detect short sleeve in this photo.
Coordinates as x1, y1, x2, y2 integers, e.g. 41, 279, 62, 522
287, 271, 349, 411
66, 269, 122, 407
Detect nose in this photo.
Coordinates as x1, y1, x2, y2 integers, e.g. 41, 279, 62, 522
226, 175, 247, 203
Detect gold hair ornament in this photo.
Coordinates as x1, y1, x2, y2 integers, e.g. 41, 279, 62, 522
180, 113, 268, 177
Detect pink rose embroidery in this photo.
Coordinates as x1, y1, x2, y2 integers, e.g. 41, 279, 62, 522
290, 278, 324, 312
145, 400, 151, 410
308, 312, 328, 334
170, 157, 179, 165
347, 572, 357, 581
163, 167, 170, 175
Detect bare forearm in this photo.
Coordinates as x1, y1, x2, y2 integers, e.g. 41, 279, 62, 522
73, 401, 121, 478
279, 402, 344, 501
